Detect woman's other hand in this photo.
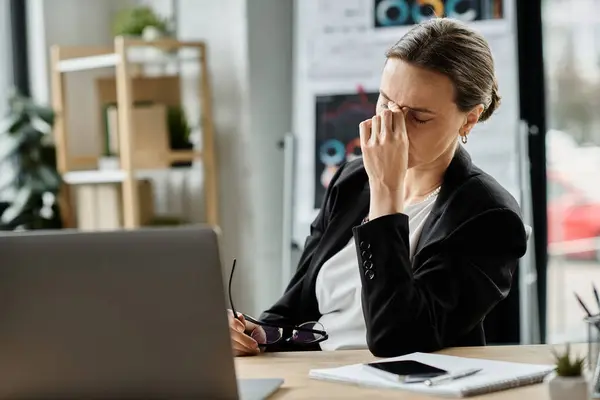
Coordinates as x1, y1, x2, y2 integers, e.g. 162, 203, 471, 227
360, 104, 409, 218
227, 310, 264, 357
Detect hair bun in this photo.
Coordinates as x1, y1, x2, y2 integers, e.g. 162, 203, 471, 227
479, 78, 501, 122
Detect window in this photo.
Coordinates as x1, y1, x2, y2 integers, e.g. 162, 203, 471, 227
543, 0, 600, 344
547, 177, 568, 201
0, 0, 14, 117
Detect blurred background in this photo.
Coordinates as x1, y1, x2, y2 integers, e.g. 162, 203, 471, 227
0, 0, 598, 346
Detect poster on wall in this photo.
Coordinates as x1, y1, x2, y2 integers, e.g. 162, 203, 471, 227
305, 0, 509, 81
314, 90, 378, 207
373, 0, 504, 28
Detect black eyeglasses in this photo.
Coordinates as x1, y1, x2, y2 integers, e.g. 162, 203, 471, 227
228, 258, 328, 348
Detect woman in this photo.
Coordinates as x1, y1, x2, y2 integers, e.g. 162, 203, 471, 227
229, 18, 527, 358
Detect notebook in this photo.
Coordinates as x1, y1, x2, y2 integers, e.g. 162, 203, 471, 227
309, 352, 555, 397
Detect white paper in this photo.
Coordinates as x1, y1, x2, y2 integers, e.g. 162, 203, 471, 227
309, 352, 554, 397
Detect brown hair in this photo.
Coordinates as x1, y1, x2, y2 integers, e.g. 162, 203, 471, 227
385, 18, 500, 122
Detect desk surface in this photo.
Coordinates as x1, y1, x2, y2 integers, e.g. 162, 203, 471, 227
235, 344, 578, 399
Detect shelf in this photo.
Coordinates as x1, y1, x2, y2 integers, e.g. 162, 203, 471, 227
63, 167, 195, 185
52, 39, 218, 229
58, 53, 120, 72
63, 150, 202, 185
63, 169, 127, 184
168, 150, 202, 162
57, 53, 201, 73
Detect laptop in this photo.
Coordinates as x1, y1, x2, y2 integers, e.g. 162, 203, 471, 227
0, 226, 282, 399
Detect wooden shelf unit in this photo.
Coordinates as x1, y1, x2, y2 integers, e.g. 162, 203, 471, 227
50, 37, 219, 229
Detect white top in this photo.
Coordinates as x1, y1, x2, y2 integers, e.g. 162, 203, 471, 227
315, 193, 438, 351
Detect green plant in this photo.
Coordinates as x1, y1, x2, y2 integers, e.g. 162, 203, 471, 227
167, 105, 192, 149
0, 91, 62, 230
113, 6, 169, 37
552, 343, 585, 377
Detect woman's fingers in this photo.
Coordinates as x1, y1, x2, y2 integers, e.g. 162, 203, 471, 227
227, 310, 246, 332
233, 328, 259, 349
227, 308, 245, 321
232, 318, 245, 333
232, 340, 259, 357
227, 309, 260, 357
231, 339, 259, 356
360, 107, 407, 145
387, 101, 399, 111
371, 115, 381, 144
392, 108, 409, 140
359, 103, 410, 201
381, 109, 393, 139
230, 327, 260, 355
250, 325, 268, 345
359, 119, 372, 147
228, 310, 260, 335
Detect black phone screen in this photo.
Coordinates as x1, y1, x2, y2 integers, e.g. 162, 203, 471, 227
366, 360, 447, 378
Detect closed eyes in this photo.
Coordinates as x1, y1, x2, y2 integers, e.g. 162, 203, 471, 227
377, 103, 430, 124
412, 115, 429, 124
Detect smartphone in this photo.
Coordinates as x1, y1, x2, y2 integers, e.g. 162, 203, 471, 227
363, 360, 447, 383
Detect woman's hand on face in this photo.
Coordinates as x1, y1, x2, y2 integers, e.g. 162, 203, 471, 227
359, 104, 409, 218
360, 104, 409, 189
227, 310, 264, 357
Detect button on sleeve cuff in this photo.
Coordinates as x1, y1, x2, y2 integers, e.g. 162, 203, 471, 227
352, 213, 410, 282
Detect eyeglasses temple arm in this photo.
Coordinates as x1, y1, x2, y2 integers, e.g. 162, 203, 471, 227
228, 259, 241, 320
296, 327, 328, 335
244, 315, 327, 335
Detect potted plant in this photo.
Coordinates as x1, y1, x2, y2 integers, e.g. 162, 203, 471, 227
546, 343, 588, 400
167, 105, 193, 167
112, 5, 176, 73
0, 91, 62, 230
112, 6, 171, 39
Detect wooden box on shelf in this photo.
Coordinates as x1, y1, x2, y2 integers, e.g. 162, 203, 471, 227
103, 103, 170, 169
95, 75, 181, 109
75, 179, 154, 231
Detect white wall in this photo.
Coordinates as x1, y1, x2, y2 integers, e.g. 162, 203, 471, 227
168, 0, 293, 315
27, 0, 136, 156
27, 0, 134, 104
245, 1, 293, 299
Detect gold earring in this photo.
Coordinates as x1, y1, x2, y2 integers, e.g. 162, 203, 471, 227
461, 134, 468, 144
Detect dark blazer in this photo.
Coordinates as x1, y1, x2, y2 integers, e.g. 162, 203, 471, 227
260, 145, 527, 357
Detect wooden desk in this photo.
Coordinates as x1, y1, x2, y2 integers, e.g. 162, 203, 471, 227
236, 344, 579, 399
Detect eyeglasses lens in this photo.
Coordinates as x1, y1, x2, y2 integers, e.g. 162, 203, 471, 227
251, 326, 282, 345
291, 321, 325, 344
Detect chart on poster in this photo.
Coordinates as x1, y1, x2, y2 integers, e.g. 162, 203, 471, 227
292, 0, 521, 246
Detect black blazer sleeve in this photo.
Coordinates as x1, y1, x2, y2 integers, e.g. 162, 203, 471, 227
353, 205, 527, 357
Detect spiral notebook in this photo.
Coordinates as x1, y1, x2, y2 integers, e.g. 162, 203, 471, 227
309, 352, 555, 397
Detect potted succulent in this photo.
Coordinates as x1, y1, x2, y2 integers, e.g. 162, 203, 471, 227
0, 91, 62, 230
112, 5, 171, 39
546, 344, 588, 400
